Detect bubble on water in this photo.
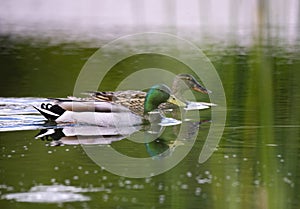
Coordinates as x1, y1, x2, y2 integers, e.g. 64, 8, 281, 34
283, 177, 294, 187
196, 176, 212, 184
102, 194, 109, 202
158, 183, 164, 190
124, 180, 131, 185
65, 148, 69, 152
48, 151, 52, 154
224, 155, 229, 159
7, 155, 12, 158
64, 179, 71, 185
54, 166, 59, 171
186, 171, 192, 178
243, 158, 248, 161
118, 180, 124, 188
73, 176, 79, 180
159, 195, 165, 204
254, 179, 260, 185
195, 187, 201, 196
84, 171, 89, 175
180, 184, 188, 190
78, 166, 82, 170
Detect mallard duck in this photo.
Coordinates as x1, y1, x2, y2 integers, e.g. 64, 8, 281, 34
34, 84, 185, 126
85, 74, 213, 111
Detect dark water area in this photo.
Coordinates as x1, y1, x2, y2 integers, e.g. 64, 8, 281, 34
0, 31, 300, 209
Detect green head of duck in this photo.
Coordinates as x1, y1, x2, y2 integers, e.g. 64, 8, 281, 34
143, 84, 185, 115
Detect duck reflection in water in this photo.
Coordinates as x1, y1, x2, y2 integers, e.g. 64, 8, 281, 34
35, 119, 210, 158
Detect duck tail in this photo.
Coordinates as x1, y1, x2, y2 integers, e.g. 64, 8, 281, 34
33, 103, 65, 121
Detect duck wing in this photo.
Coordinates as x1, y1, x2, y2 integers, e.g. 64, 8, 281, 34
50, 98, 132, 112
84, 90, 147, 115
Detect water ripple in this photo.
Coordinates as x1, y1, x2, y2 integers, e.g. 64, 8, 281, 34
0, 97, 48, 132
1, 184, 110, 203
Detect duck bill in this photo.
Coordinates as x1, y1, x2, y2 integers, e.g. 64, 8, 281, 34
167, 95, 186, 107
192, 83, 212, 94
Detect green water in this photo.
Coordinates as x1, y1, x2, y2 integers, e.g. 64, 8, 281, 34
1, 34, 300, 209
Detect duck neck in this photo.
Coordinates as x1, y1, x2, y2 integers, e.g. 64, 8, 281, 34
144, 102, 158, 115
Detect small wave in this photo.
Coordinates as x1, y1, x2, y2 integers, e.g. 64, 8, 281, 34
1, 184, 110, 203
0, 97, 49, 132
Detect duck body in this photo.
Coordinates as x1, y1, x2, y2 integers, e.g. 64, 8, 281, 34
34, 100, 143, 126
34, 84, 184, 126
57, 108, 143, 127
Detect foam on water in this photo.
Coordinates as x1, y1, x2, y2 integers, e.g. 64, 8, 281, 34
0, 97, 48, 132
2, 184, 110, 203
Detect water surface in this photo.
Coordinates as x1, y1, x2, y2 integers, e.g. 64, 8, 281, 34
1, 32, 300, 209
